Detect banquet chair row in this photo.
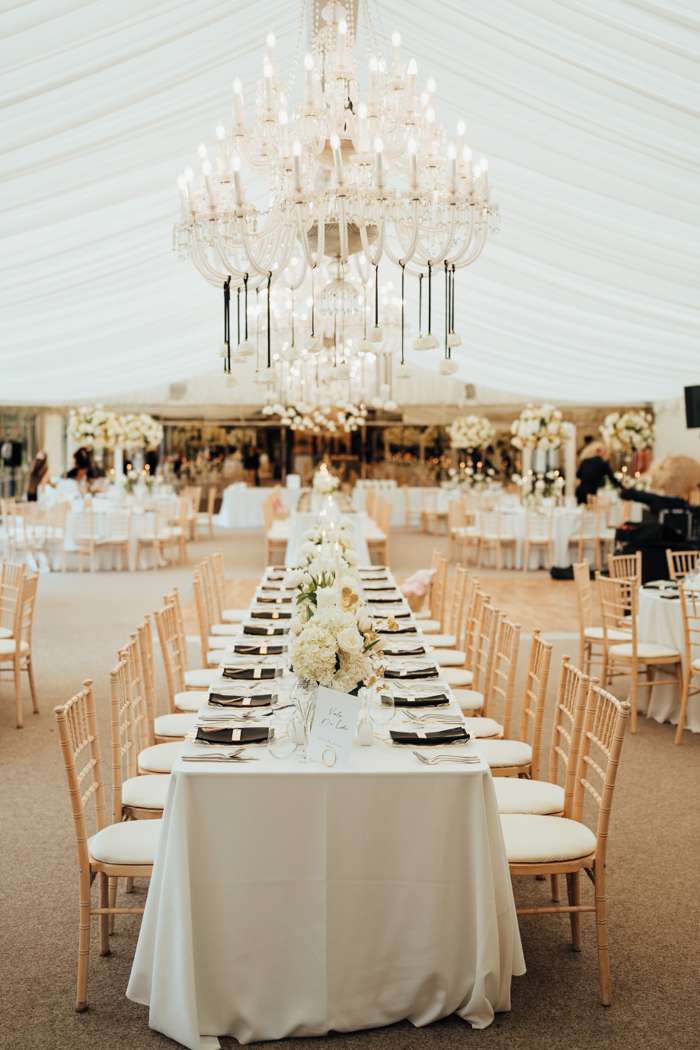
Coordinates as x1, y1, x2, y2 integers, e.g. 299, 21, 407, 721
366, 497, 392, 565
3, 501, 68, 570
136, 498, 190, 570
666, 548, 699, 580
0, 559, 39, 727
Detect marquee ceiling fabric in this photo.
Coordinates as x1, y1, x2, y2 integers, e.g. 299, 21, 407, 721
1, 0, 698, 406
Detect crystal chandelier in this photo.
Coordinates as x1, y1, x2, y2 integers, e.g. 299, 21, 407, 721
174, 0, 499, 382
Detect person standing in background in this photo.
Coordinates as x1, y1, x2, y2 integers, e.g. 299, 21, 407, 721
27, 451, 50, 501
243, 444, 260, 486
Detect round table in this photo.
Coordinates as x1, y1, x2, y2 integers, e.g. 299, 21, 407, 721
637, 588, 699, 732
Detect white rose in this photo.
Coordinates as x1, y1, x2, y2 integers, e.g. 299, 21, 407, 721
337, 627, 363, 654
316, 588, 338, 609
289, 616, 304, 635
356, 613, 373, 633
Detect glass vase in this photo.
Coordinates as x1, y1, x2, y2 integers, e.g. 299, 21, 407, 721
290, 677, 319, 763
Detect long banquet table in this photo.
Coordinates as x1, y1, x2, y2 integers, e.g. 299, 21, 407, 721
127, 562, 525, 1048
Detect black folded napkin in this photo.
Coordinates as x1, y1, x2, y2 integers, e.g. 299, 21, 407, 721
389, 726, 470, 746
232, 642, 285, 655
222, 666, 277, 680
363, 583, 396, 591
370, 609, 411, 619
195, 725, 270, 745
250, 610, 292, 620
244, 623, 288, 636
376, 625, 417, 635
391, 692, 450, 708
369, 597, 406, 605
208, 692, 275, 707
385, 665, 440, 680
256, 595, 293, 604
381, 644, 427, 656
260, 584, 284, 591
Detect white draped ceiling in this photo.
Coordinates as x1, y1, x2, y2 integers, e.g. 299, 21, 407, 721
1, 0, 698, 405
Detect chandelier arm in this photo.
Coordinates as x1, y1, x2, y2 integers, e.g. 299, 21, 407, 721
281, 254, 308, 292
359, 215, 385, 267
212, 225, 254, 281
338, 197, 349, 263
295, 200, 326, 269
449, 224, 487, 269
412, 206, 458, 267
237, 219, 286, 277
190, 230, 232, 287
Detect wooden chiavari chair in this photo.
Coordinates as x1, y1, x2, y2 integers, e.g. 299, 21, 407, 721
263, 495, 288, 566
479, 629, 553, 777
0, 559, 23, 639
442, 585, 488, 689
138, 615, 196, 742
365, 488, 378, 520
194, 485, 217, 540
447, 499, 479, 565
675, 583, 700, 744
163, 587, 218, 690
480, 617, 522, 736
154, 602, 208, 711
94, 509, 132, 571
193, 566, 233, 667
402, 485, 422, 531
522, 508, 553, 571
500, 681, 631, 1006
597, 573, 682, 734
33, 503, 68, 571
109, 655, 168, 823
367, 498, 392, 565
455, 603, 503, 736
119, 634, 182, 775
429, 564, 468, 650
608, 551, 641, 584
573, 561, 630, 678
136, 498, 177, 570
420, 488, 445, 535
180, 485, 203, 539
568, 507, 601, 569
414, 551, 448, 634
494, 657, 589, 817
73, 507, 97, 572
208, 549, 248, 623
479, 509, 516, 570
666, 549, 699, 581
54, 680, 161, 1012
0, 571, 38, 728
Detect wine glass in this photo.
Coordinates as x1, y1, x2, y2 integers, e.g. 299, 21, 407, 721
368, 690, 395, 727
267, 716, 297, 759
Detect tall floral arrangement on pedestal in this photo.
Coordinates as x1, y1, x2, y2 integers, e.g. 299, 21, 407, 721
599, 411, 655, 452
449, 415, 496, 450
122, 413, 164, 450
510, 404, 573, 451
312, 463, 341, 495
68, 405, 126, 453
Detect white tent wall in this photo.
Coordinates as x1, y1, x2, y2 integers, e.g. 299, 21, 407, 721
1, 2, 698, 405
653, 398, 700, 461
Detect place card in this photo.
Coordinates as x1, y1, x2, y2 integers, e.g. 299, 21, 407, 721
307, 685, 362, 770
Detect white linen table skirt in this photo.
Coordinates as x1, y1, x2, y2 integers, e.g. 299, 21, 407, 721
637, 588, 700, 732
127, 740, 524, 1049
475, 507, 582, 570
216, 485, 301, 529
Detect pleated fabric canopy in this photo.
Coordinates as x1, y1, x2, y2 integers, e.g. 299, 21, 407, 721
1, 0, 698, 405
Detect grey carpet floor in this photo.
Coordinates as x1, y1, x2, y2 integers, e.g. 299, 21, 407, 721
1, 529, 699, 1050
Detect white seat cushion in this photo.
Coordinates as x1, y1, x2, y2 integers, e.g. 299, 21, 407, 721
154, 712, 196, 737
463, 716, 501, 738
441, 668, 474, 687
452, 688, 484, 712
500, 814, 597, 863
418, 619, 442, 633
207, 649, 228, 665
138, 741, 182, 774
692, 657, 700, 673
138, 531, 172, 541
0, 627, 12, 639
221, 608, 247, 622
122, 774, 170, 810
479, 739, 532, 768
434, 649, 467, 667
494, 778, 565, 815
210, 624, 243, 636
184, 669, 218, 688
0, 639, 29, 655
584, 626, 631, 641
414, 609, 431, 619
89, 818, 162, 865
609, 641, 680, 659
175, 690, 207, 712
425, 634, 457, 648
208, 635, 238, 649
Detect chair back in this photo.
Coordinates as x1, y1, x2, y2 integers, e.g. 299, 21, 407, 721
379, 498, 392, 534
608, 551, 641, 584
73, 508, 95, 546
577, 507, 601, 539
164, 587, 189, 670
210, 550, 228, 616
666, 549, 699, 581
105, 509, 131, 542
154, 603, 186, 708
54, 680, 108, 870
571, 680, 631, 864
262, 497, 277, 533
480, 509, 500, 538
525, 508, 552, 540
0, 560, 24, 632
547, 658, 590, 815
464, 587, 489, 673
366, 489, 377, 518
470, 602, 501, 701
428, 552, 448, 626
119, 632, 150, 751
137, 616, 157, 742
181, 485, 202, 513
193, 567, 211, 664
109, 658, 136, 823
678, 583, 700, 675
446, 565, 468, 637
15, 572, 38, 648
488, 618, 521, 730
597, 574, 636, 651
573, 561, 594, 632
515, 629, 554, 779
206, 485, 217, 515
421, 488, 439, 513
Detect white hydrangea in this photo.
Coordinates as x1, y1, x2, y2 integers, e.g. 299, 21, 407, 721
599, 411, 655, 452
449, 414, 495, 450
510, 404, 573, 451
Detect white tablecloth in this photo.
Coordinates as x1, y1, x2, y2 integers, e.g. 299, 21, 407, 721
127, 736, 524, 1048
217, 485, 302, 529
637, 588, 700, 732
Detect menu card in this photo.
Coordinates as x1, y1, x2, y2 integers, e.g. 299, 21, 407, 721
307, 685, 361, 770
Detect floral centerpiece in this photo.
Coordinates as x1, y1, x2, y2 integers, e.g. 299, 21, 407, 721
599, 411, 655, 452
510, 405, 573, 451
122, 412, 164, 450
68, 404, 126, 453
449, 414, 495, 450
312, 463, 341, 495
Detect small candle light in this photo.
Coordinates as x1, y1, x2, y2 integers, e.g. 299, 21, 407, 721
233, 78, 244, 125
216, 123, 228, 170
446, 143, 457, 194
266, 31, 276, 71
457, 119, 465, 156
427, 76, 436, 108
426, 106, 435, 148
292, 140, 303, 192
391, 30, 402, 77
406, 58, 417, 110
330, 132, 344, 186
231, 154, 245, 205
278, 108, 289, 156
462, 145, 473, 190
202, 158, 217, 208
177, 175, 190, 217
368, 56, 378, 103
304, 52, 314, 102
374, 137, 385, 189
264, 60, 274, 110
358, 102, 368, 152
337, 19, 347, 66
420, 90, 429, 116
184, 166, 197, 213
407, 137, 418, 191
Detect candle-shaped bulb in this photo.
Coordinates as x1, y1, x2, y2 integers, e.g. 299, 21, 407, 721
216, 123, 226, 140
304, 52, 314, 70
446, 143, 457, 193
374, 137, 385, 188
184, 167, 196, 213
426, 106, 435, 124
369, 56, 378, 72
359, 102, 367, 119
202, 158, 212, 174
330, 133, 344, 185
391, 30, 402, 75
407, 58, 417, 76
392, 30, 401, 46
292, 139, 302, 156
337, 19, 347, 64
231, 155, 241, 172
184, 166, 194, 181
446, 143, 456, 159
198, 142, 207, 159
407, 137, 418, 190
292, 140, 303, 192
457, 119, 466, 137
279, 108, 288, 125
263, 61, 274, 110
303, 51, 314, 103
427, 76, 436, 93
463, 145, 472, 164
177, 176, 186, 190
375, 136, 384, 153
330, 132, 340, 149
233, 77, 242, 95
263, 60, 273, 78
266, 31, 276, 48
420, 90, 429, 113
233, 79, 244, 124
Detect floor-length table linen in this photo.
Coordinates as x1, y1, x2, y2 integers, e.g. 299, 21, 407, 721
637, 588, 700, 732
216, 484, 302, 529
127, 739, 525, 1049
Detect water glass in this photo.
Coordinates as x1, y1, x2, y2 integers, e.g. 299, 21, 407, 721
368, 691, 395, 727
267, 721, 297, 759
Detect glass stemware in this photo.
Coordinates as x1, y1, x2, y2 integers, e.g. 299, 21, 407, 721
290, 677, 318, 762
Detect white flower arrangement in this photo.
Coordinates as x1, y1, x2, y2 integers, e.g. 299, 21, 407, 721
68, 404, 126, 453
599, 411, 655, 452
449, 414, 495, 450
312, 464, 341, 495
510, 404, 574, 451
122, 412, 164, 451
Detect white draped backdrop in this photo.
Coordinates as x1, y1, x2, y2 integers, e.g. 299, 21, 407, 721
0, 1, 698, 404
